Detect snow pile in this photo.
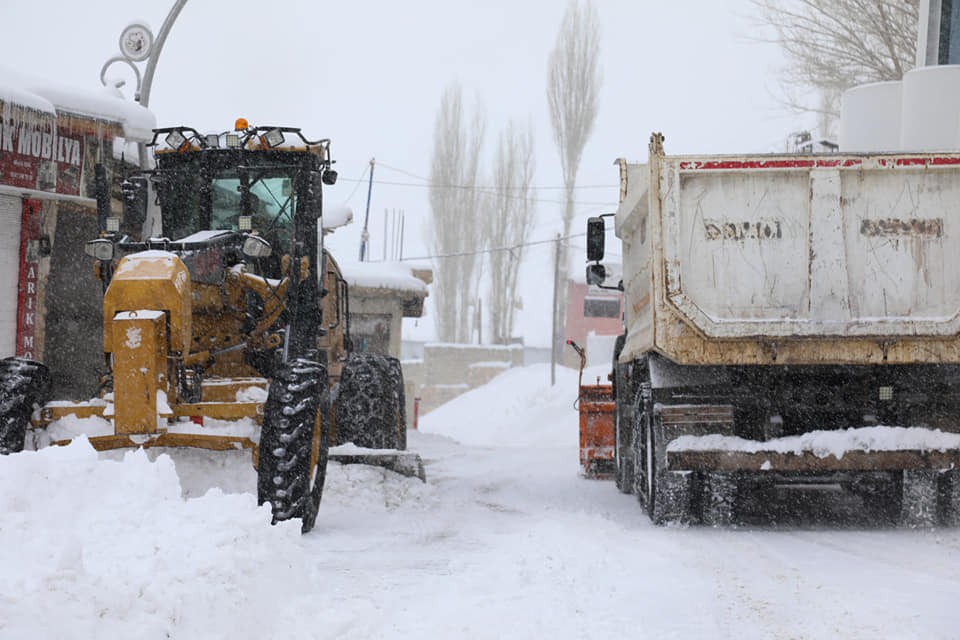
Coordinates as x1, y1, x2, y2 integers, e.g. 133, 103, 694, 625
166, 416, 261, 440
43, 415, 115, 442
670, 425, 960, 458
0, 438, 310, 638
1, 362, 959, 638
418, 363, 607, 448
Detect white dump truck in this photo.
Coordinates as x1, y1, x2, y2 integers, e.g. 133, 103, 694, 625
587, 133, 960, 526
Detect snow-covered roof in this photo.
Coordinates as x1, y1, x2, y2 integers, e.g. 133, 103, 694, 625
339, 260, 429, 295
0, 66, 156, 141
323, 204, 353, 231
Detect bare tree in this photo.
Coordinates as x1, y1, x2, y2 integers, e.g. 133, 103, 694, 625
753, 0, 918, 133
547, 0, 601, 360
486, 121, 536, 345
428, 83, 486, 343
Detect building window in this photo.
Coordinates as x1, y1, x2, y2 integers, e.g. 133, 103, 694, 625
584, 296, 620, 318
351, 313, 392, 355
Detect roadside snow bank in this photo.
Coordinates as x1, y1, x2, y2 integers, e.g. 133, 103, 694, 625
419, 363, 608, 448
670, 425, 960, 459
0, 438, 311, 638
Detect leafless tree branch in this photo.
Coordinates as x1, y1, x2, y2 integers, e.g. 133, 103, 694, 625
751, 0, 918, 130
429, 83, 486, 343
486, 120, 536, 344
547, 0, 601, 351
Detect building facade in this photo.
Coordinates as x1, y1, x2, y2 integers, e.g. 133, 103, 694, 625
0, 72, 153, 396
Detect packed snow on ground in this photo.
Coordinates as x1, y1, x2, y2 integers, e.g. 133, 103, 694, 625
2, 364, 960, 639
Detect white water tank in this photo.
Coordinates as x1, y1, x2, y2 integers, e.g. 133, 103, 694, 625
900, 65, 960, 150
839, 0, 960, 153
839, 81, 902, 152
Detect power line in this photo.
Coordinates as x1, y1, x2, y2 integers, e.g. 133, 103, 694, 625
385, 230, 589, 262
336, 174, 616, 207
334, 160, 618, 207
340, 161, 370, 204
375, 161, 617, 191
369, 179, 616, 207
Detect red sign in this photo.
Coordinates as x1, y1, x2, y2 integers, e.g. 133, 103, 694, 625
16, 199, 41, 359
0, 116, 84, 196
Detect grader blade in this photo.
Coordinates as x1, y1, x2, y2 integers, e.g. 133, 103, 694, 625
328, 447, 426, 482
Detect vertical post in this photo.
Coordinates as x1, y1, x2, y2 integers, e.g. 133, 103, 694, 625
360, 158, 375, 261
550, 233, 561, 386
413, 396, 421, 430
137, 0, 190, 168
477, 297, 482, 344
382, 208, 388, 260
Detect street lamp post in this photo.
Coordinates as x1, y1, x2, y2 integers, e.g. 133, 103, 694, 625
100, 0, 189, 168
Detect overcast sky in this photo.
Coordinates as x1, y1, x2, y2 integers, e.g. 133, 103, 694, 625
2, 0, 803, 345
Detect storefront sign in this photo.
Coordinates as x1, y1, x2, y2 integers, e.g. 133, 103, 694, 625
16, 199, 41, 359
0, 114, 84, 196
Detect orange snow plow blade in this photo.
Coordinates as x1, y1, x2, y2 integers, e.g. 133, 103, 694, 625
567, 339, 616, 478
578, 384, 615, 477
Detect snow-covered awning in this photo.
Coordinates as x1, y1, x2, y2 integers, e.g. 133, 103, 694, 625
0, 66, 155, 141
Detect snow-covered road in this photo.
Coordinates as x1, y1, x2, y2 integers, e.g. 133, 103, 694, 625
2, 364, 959, 639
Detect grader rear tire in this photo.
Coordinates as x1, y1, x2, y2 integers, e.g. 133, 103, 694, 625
0, 358, 51, 455
335, 353, 404, 450
386, 356, 407, 451
644, 413, 693, 525
257, 359, 328, 534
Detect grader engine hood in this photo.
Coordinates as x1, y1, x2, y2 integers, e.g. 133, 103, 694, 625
101, 251, 193, 435
103, 251, 192, 356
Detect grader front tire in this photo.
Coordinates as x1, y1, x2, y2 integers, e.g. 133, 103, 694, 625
257, 359, 329, 534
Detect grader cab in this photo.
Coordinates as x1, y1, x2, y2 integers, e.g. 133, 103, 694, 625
0, 121, 421, 533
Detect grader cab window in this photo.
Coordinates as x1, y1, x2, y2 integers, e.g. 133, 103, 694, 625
156, 154, 297, 249
210, 174, 296, 249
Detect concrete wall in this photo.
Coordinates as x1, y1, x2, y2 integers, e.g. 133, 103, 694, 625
401, 343, 525, 423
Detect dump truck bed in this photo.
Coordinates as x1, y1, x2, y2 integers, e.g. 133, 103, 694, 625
617, 138, 960, 366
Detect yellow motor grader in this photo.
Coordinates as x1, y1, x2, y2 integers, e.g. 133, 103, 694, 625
0, 121, 421, 533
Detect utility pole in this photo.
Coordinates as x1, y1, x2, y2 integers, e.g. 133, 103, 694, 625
477, 297, 483, 344
359, 158, 375, 261
550, 233, 561, 386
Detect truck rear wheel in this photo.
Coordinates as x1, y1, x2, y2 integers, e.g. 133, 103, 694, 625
0, 357, 51, 454
632, 407, 651, 509
614, 405, 634, 494
644, 413, 661, 521
335, 352, 404, 450
644, 412, 693, 525
612, 335, 633, 493
257, 359, 328, 534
